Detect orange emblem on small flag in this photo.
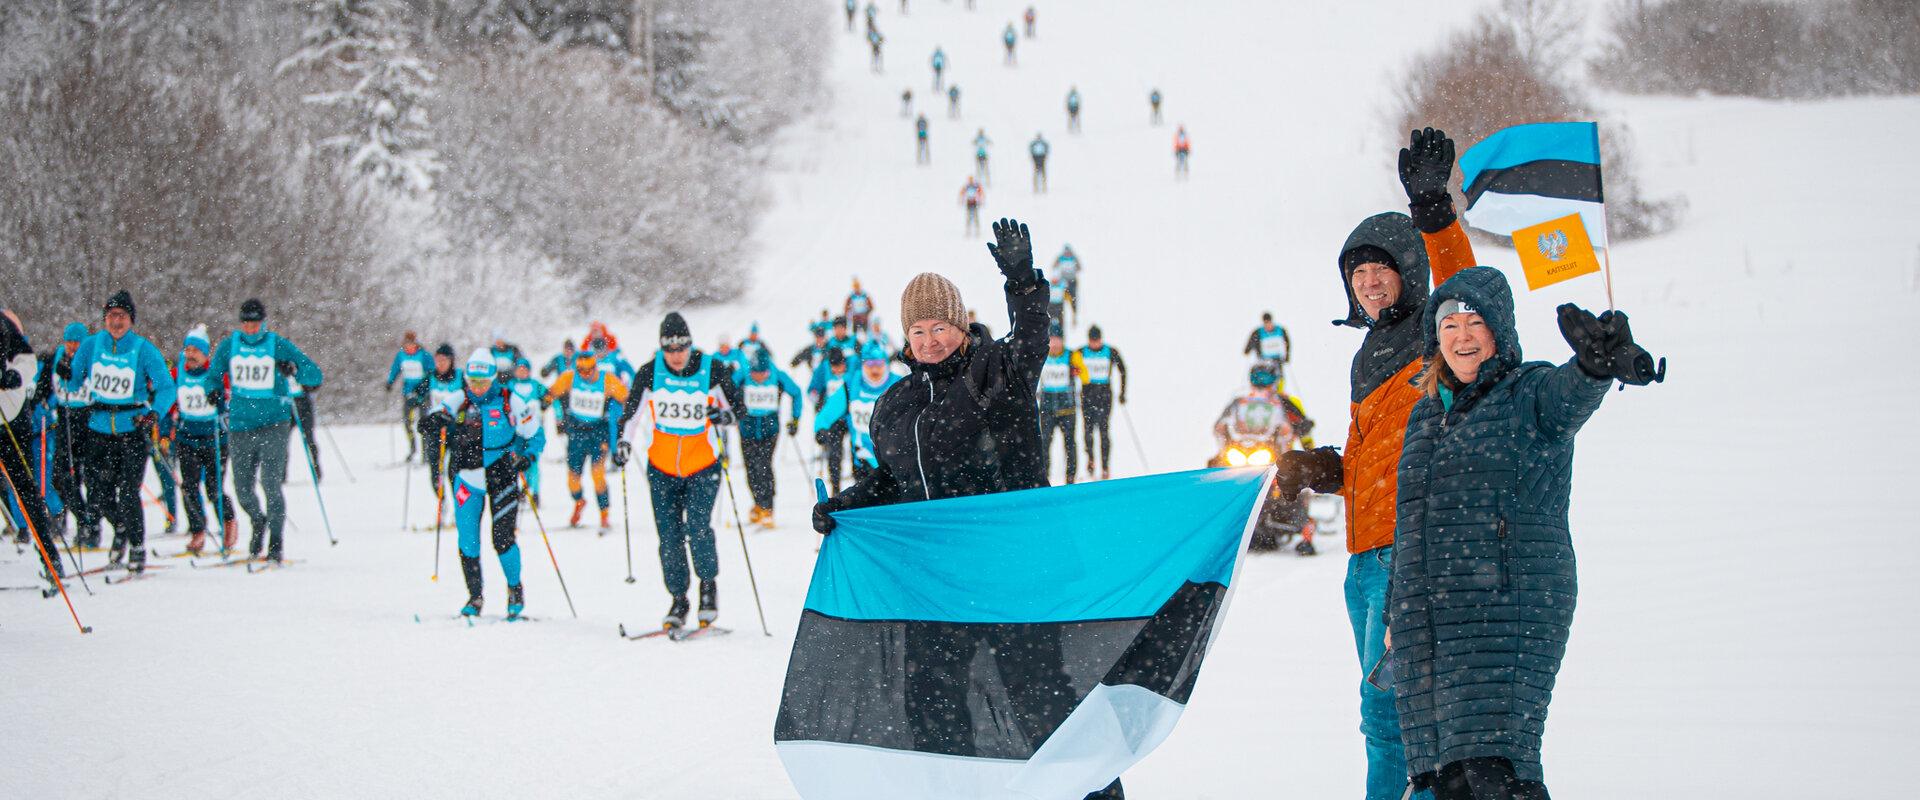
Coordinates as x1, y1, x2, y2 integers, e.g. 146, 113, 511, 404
1515, 213, 1600, 291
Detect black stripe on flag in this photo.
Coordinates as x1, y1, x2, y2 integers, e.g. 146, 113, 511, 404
775, 581, 1227, 759
1463, 159, 1604, 208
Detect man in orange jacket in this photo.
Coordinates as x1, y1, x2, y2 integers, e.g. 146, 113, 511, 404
1278, 127, 1476, 800
614, 313, 746, 633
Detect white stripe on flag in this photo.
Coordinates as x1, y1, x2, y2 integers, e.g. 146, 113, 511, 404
1464, 193, 1609, 249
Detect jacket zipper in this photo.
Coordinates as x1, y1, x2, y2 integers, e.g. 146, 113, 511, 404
1496, 517, 1510, 591
914, 373, 932, 500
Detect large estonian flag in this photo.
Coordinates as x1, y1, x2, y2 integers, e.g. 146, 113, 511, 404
776, 468, 1272, 800
1459, 121, 1607, 247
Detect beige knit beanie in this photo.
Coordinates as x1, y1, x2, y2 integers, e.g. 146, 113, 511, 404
900, 272, 967, 330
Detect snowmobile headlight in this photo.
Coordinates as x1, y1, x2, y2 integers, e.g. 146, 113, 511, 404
1225, 447, 1249, 467
1247, 448, 1275, 467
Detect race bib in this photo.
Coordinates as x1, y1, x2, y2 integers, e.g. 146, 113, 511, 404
1040, 360, 1072, 391
571, 388, 607, 420
88, 362, 137, 403
1083, 357, 1112, 382
849, 398, 876, 435
653, 389, 710, 435
231, 354, 277, 392
431, 386, 463, 412
745, 384, 781, 414
851, 296, 871, 314
400, 360, 425, 380
1259, 333, 1288, 360
177, 384, 216, 419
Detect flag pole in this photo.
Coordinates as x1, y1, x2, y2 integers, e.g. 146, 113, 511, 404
1595, 125, 1616, 311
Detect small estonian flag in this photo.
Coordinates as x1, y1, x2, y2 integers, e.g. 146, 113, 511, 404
1459, 122, 1607, 248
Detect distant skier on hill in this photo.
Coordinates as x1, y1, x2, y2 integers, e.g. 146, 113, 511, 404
414, 344, 462, 523
1150, 88, 1163, 125
960, 175, 984, 237
1002, 23, 1018, 65
846, 279, 875, 332
541, 350, 626, 532
1175, 124, 1192, 180
930, 46, 946, 91
1053, 244, 1081, 314
915, 113, 930, 165
900, 87, 912, 117
1244, 311, 1292, 366
972, 128, 992, 185
1066, 86, 1082, 133
868, 28, 884, 73
1029, 132, 1050, 192
844, 0, 856, 31
1024, 5, 1037, 36
946, 84, 961, 118
1076, 325, 1126, 481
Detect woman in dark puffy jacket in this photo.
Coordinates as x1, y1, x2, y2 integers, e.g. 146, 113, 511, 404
1389, 265, 1656, 799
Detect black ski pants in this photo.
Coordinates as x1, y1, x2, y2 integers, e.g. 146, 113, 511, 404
815, 419, 848, 494
742, 434, 778, 509
1042, 411, 1077, 483
85, 429, 148, 555
175, 434, 234, 535
0, 417, 61, 571
1082, 385, 1114, 473
51, 414, 91, 534
1425, 757, 1550, 800
289, 394, 318, 482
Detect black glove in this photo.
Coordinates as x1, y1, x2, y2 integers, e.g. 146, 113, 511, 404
987, 218, 1037, 288
1558, 304, 1668, 387
278, 360, 298, 377
786, 419, 801, 436
612, 440, 631, 468
385, 382, 394, 394
420, 409, 452, 434
709, 406, 735, 426
812, 501, 837, 535
1557, 304, 1612, 380
1398, 127, 1457, 234
0, 368, 19, 390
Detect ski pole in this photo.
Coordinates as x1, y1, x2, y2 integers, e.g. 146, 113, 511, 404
619, 462, 636, 584
401, 447, 413, 532
209, 419, 232, 559
5, 422, 91, 595
1120, 404, 1152, 473
0, 453, 90, 634
787, 432, 812, 488
59, 413, 89, 581
431, 428, 445, 582
717, 452, 771, 637
287, 402, 338, 546
520, 473, 578, 618
321, 423, 355, 483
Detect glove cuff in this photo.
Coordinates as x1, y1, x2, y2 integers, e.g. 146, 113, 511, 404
1407, 193, 1456, 235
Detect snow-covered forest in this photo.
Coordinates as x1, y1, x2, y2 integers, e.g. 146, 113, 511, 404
0, 0, 828, 417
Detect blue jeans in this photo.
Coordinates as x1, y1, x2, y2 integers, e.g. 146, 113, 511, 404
1346, 545, 1429, 800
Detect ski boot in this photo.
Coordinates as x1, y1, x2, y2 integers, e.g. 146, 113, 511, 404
127, 547, 147, 574
758, 509, 776, 529
570, 499, 587, 528
662, 594, 691, 630
186, 530, 206, 556
1294, 539, 1317, 557
163, 513, 177, 536
599, 508, 611, 533
107, 539, 127, 569
698, 579, 719, 626
461, 594, 485, 617
1086, 462, 1096, 479
506, 585, 525, 620
749, 506, 766, 525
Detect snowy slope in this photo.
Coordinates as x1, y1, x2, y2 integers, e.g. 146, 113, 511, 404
5, 1, 1918, 798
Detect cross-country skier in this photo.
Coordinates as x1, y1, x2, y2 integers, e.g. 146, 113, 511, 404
739, 323, 771, 368
1002, 22, 1018, 64
63, 291, 176, 572
386, 331, 433, 462
737, 349, 803, 527
815, 341, 901, 484
0, 310, 63, 582
1053, 244, 1082, 312
960, 176, 985, 237
947, 84, 960, 118
790, 325, 831, 371
507, 358, 548, 506
582, 322, 635, 384
812, 220, 1123, 799
1024, 5, 1036, 36
900, 87, 913, 117
1066, 86, 1082, 133
148, 382, 181, 534
422, 349, 540, 619
1175, 125, 1192, 180
1045, 270, 1071, 325
1149, 88, 1163, 125
1270, 127, 1477, 800
1243, 311, 1292, 366
168, 326, 237, 556
539, 339, 577, 380
713, 336, 751, 377
487, 329, 525, 376
972, 128, 993, 185
826, 316, 860, 362
914, 113, 930, 165
1075, 325, 1127, 481
542, 350, 627, 532
846, 280, 875, 332
1038, 323, 1079, 484
613, 312, 746, 632
414, 343, 463, 521
206, 298, 322, 565
1029, 132, 1050, 193
930, 46, 946, 91
868, 27, 884, 73
41, 323, 94, 546
808, 349, 851, 494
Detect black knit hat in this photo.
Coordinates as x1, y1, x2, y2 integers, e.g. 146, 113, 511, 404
240, 298, 267, 322
826, 348, 847, 367
103, 290, 136, 324
435, 343, 455, 358
1340, 245, 1398, 276
659, 312, 692, 350
1087, 324, 1103, 340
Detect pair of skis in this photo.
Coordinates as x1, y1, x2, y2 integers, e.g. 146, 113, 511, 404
617, 622, 733, 642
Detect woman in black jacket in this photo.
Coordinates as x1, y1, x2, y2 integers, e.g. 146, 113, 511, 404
812, 219, 1123, 798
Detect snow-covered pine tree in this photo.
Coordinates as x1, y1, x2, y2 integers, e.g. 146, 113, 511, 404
277, 0, 441, 196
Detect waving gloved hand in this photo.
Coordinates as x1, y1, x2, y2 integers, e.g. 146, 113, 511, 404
987, 218, 1038, 289
1398, 127, 1457, 233
1558, 304, 1667, 386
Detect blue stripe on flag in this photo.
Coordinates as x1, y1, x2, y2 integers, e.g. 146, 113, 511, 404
806, 468, 1269, 624
1457, 122, 1600, 189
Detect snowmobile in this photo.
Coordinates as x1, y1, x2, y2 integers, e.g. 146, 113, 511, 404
1208, 390, 1313, 552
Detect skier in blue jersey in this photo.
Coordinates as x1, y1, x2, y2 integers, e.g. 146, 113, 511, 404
507, 358, 549, 507
1037, 324, 1079, 483
1243, 311, 1293, 367
930, 46, 946, 91
413, 343, 463, 520
790, 324, 831, 371
487, 329, 525, 377
542, 350, 628, 532
1074, 325, 1128, 480
386, 330, 434, 462
808, 348, 852, 493
62, 290, 176, 571
1029, 132, 1050, 193
814, 342, 901, 483
737, 349, 804, 526
205, 299, 322, 564
825, 316, 860, 363
167, 326, 237, 556
739, 323, 771, 368
420, 349, 540, 619
42, 323, 95, 546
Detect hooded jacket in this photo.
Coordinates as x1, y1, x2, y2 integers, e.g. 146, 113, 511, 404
824, 274, 1050, 510
1334, 216, 1474, 554
1388, 266, 1611, 783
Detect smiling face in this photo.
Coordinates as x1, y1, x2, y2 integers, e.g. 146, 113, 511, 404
1437, 312, 1496, 384
907, 319, 965, 364
1349, 262, 1403, 320
103, 308, 131, 337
